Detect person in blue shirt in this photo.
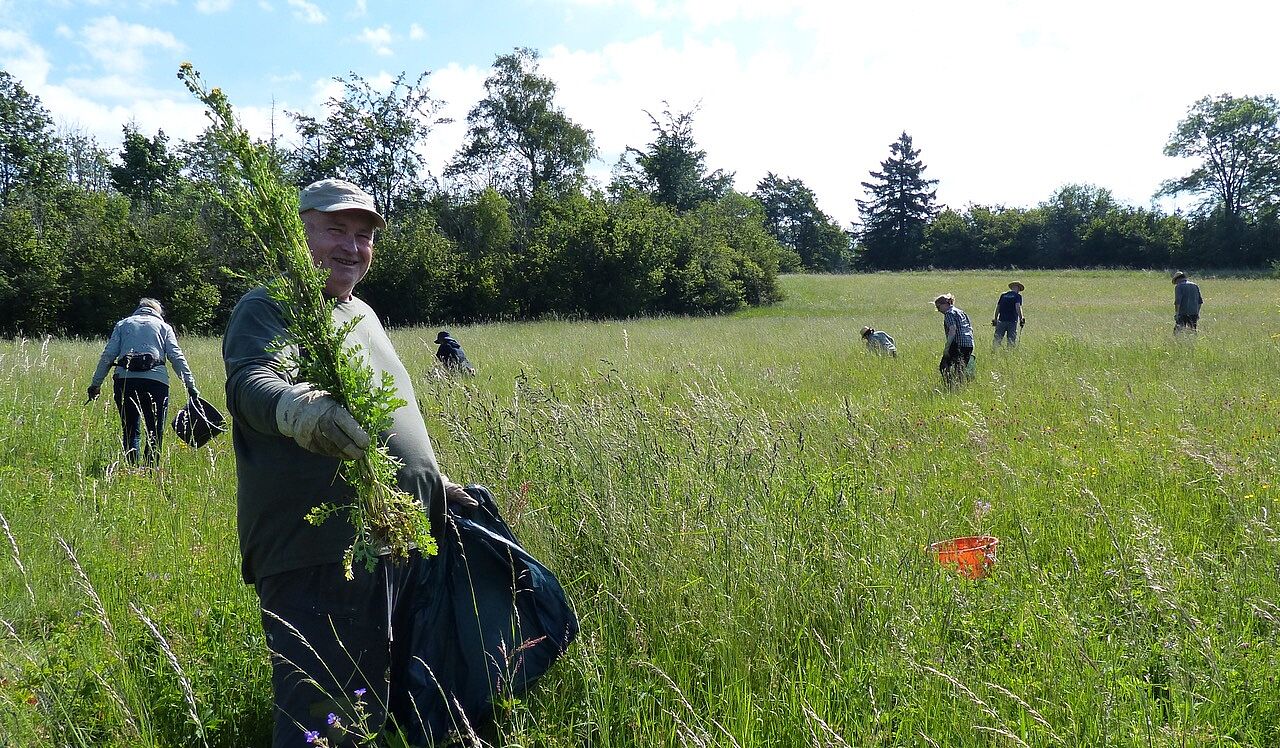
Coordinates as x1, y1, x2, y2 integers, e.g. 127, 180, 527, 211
991, 281, 1025, 347
934, 293, 974, 385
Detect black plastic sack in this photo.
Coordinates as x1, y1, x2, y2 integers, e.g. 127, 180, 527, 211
171, 396, 227, 447
401, 484, 578, 744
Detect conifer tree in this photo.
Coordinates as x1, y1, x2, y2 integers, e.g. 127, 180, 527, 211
855, 131, 939, 269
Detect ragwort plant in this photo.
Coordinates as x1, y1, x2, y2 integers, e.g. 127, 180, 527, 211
177, 64, 433, 577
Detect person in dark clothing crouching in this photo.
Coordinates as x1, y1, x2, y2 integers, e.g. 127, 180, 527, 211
434, 330, 476, 375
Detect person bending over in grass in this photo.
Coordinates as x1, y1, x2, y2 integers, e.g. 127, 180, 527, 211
934, 293, 974, 385
434, 330, 476, 375
1172, 270, 1203, 335
860, 326, 897, 357
223, 178, 477, 747
87, 297, 201, 465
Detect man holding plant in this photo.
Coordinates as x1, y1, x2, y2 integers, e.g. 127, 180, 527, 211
223, 178, 474, 746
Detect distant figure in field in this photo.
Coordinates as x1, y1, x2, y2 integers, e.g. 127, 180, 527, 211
87, 297, 201, 465
860, 326, 897, 357
435, 330, 476, 375
934, 293, 975, 385
1172, 271, 1203, 335
991, 281, 1025, 348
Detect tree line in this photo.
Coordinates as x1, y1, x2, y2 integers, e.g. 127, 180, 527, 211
856, 94, 1280, 272
2, 47, 1278, 337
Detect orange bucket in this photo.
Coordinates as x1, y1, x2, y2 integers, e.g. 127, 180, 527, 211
929, 535, 999, 579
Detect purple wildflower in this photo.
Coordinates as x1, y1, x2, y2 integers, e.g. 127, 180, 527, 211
304, 729, 320, 743
354, 688, 367, 698
327, 712, 338, 726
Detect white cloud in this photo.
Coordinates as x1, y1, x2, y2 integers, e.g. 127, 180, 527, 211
532, 0, 1280, 223
351, 0, 367, 15
286, 0, 325, 23
195, 0, 233, 13
0, 28, 53, 88
408, 23, 425, 41
357, 26, 394, 56
76, 16, 183, 76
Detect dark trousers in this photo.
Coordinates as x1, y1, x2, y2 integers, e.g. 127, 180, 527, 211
939, 342, 974, 384
1175, 313, 1199, 333
112, 377, 168, 464
256, 554, 424, 747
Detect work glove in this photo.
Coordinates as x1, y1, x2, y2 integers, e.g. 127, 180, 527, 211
440, 473, 480, 508
275, 383, 370, 461
1020, 318, 1026, 328
87, 385, 101, 401
187, 386, 200, 401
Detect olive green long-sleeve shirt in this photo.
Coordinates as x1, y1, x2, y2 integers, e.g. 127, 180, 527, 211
223, 287, 445, 583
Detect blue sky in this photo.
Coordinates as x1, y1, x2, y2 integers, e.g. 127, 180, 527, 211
1, 0, 1276, 225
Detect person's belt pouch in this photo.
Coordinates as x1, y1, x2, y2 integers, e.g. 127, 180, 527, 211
117, 352, 159, 372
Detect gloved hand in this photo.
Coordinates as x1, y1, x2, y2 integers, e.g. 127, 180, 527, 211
990, 319, 997, 326
275, 383, 370, 461
440, 473, 480, 508
87, 385, 101, 401
187, 386, 200, 401
1019, 318, 1026, 328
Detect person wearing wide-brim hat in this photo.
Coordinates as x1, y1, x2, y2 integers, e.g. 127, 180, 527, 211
991, 281, 1025, 348
434, 330, 476, 375
860, 325, 897, 357
1171, 271, 1203, 335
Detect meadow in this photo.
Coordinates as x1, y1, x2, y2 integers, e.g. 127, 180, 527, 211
2, 270, 1279, 747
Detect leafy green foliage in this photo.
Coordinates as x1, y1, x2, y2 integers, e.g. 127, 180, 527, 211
110, 125, 181, 210
754, 172, 850, 272
446, 48, 597, 208
0, 70, 67, 206
178, 64, 432, 578
1159, 94, 1280, 221
287, 71, 447, 222
611, 104, 734, 212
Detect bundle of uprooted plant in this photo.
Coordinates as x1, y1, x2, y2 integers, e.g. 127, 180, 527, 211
179, 63, 433, 579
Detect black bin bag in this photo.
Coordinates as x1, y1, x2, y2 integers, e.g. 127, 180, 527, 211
400, 484, 578, 744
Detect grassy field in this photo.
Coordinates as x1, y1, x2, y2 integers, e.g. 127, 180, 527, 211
2, 270, 1279, 747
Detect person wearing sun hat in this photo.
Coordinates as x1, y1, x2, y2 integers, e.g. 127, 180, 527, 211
991, 281, 1025, 348
1172, 271, 1203, 334
860, 325, 897, 357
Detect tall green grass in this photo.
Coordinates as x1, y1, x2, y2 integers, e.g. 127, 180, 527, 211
2, 271, 1279, 746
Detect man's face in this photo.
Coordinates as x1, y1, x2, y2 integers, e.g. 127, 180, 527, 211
302, 209, 376, 300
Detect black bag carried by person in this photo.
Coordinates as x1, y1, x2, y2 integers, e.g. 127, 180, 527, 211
116, 351, 160, 372
401, 484, 578, 744
171, 396, 227, 447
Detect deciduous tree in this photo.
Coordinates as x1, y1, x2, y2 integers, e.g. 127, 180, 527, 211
446, 48, 596, 206
611, 104, 733, 212
754, 172, 849, 271
0, 70, 66, 205
288, 71, 447, 220
1159, 94, 1280, 221
110, 124, 181, 209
